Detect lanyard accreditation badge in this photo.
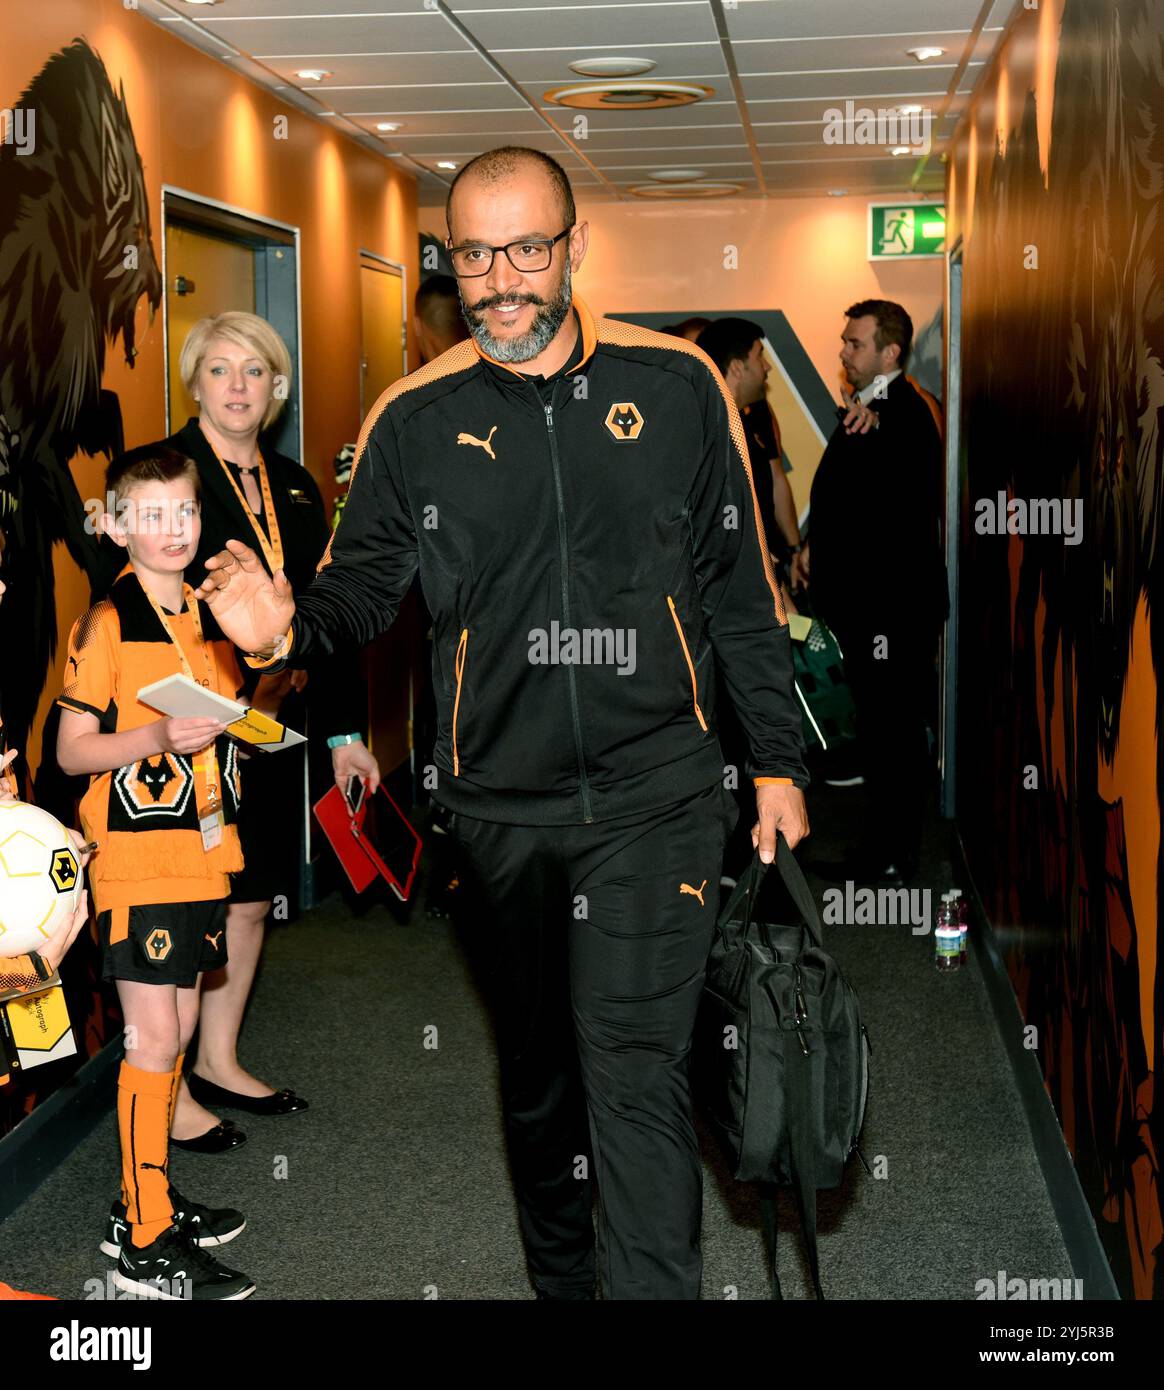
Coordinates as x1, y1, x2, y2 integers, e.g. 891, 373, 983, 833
211, 445, 285, 573
143, 584, 225, 852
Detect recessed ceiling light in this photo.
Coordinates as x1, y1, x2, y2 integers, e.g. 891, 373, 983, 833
628, 181, 743, 199
907, 47, 945, 61
890, 146, 913, 156
568, 57, 657, 78
827, 189, 848, 197
376, 122, 405, 132
181, 1, 223, 6
296, 70, 331, 82
436, 161, 458, 170
648, 168, 707, 182
544, 81, 712, 111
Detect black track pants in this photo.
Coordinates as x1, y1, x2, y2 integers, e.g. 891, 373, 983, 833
449, 780, 738, 1300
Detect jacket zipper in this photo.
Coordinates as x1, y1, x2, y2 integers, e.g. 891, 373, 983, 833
666, 595, 708, 731
544, 395, 593, 822
452, 627, 468, 775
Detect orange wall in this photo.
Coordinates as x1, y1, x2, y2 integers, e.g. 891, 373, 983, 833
421, 193, 942, 399
2, 1, 417, 774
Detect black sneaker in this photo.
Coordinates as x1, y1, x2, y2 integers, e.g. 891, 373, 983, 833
100, 1186, 246, 1258
112, 1223, 255, 1301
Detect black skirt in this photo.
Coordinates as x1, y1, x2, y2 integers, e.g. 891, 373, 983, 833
230, 691, 308, 905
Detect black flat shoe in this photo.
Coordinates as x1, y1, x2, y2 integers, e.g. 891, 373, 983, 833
170, 1121, 247, 1154
186, 1072, 309, 1116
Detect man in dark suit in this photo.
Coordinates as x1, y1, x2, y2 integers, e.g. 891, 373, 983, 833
799, 299, 947, 883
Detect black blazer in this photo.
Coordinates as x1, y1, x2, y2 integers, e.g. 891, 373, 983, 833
808, 373, 948, 643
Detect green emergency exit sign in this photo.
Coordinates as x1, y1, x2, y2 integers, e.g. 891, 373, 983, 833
868, 202, 946, 260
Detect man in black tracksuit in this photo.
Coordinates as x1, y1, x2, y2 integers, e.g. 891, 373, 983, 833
195, 147, 809, 1300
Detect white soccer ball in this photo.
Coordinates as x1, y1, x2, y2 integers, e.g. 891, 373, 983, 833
0, 801, 84, 957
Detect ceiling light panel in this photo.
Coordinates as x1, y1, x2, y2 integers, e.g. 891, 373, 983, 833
501, 44, 726, 84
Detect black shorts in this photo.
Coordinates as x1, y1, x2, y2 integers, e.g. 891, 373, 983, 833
98, 901, 229, 987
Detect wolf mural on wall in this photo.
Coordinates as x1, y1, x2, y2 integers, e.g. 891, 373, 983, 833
959, 0, 1163, 1296
0, 39, 160, 1138
0, 38, 162, 758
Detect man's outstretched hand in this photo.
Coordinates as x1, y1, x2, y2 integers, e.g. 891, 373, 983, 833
752, 783, 809, 861
192, 540, 296, 657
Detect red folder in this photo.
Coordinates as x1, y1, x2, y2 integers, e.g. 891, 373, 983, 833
313, 784, 379, 893
312, 782, 423, 902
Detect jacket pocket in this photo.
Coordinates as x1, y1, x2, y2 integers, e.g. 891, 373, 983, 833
666, 595, 708, 732
451, 628, 468, 775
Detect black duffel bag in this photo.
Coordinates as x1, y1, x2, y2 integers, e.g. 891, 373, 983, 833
694, 841, 872, 1298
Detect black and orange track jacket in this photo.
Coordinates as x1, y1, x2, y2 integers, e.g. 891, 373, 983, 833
253, 296, 807, 824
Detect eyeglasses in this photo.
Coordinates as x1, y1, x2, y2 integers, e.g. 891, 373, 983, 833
447, 227, 573, 278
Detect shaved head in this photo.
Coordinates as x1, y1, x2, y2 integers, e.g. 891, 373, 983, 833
446, 146, 575, 236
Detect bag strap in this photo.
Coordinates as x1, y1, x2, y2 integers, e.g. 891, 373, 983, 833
759, 1186, 783, 1300
785, 1028, 825, 1299
715, 841, 825, 951
775, 838, 825, 950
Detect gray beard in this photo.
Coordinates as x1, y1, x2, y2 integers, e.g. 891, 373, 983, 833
460, 261, 573, 364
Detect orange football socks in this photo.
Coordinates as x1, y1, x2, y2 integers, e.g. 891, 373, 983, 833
117, 1060, 175, 1247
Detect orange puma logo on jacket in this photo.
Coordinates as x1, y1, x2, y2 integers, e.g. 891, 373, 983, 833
679, 879, 707, 907
457, 425, 498, 459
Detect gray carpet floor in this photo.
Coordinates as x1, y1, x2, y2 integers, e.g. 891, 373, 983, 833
0, 780, 1069, 1300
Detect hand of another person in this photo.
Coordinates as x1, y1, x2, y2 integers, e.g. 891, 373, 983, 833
840, 388, 879, 435
0, 748, 18, 802
193, 540, 296, 657
332, 740, 381, 796
39, 889, 89, 976
790, 545, 809, 591
752, 783, 809, 859
252, 670, 294, 717
156, 717, 228, 756
289, 669, 309, 694
67, 827, 94, 871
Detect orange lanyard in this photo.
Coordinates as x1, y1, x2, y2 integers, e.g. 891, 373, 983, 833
142, 584, 222, 805
211, 445, 284, 573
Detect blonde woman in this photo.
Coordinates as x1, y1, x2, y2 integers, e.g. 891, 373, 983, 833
164, 312, 378, 1149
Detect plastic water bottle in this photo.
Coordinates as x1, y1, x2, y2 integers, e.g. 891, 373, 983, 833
934, 893, 961, 973
950, 888, 968, 963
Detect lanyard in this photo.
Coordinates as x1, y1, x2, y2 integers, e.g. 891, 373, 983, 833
211, 444, 284, 572
142, 583, 221, 805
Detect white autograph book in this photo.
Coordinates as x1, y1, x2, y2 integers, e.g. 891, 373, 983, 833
137, 674, 307, 752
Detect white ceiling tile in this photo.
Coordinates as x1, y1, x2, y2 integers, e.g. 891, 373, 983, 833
190, 12, 460, 56
741, 68, 966, 102
464, 4, 720, 49
723, 0, 995, 42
